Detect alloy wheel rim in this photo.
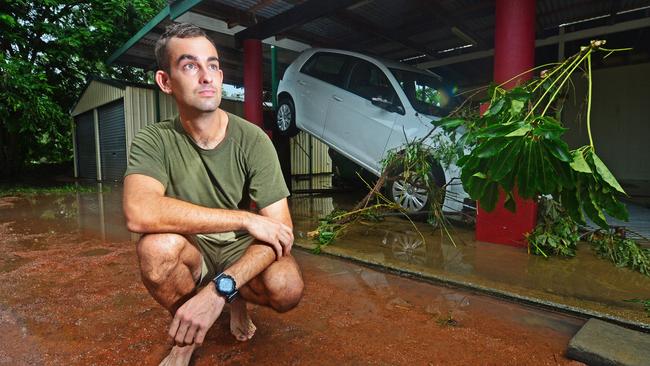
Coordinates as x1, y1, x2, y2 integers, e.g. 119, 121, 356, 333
277, 104, 291, 131
392, 179, 428, 212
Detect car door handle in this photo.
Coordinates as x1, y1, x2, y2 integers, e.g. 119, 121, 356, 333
298, 80, 307, 85
332, 95, 343, 102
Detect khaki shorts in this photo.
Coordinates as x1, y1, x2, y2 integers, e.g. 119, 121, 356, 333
188, 232, 255, 287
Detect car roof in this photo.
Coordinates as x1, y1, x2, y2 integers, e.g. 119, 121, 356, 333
305, 48, 442, 81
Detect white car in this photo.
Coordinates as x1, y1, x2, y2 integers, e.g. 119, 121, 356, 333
276, 48, 469, 214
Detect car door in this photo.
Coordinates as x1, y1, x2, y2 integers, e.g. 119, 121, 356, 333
295, 52, 351, 138
322, 58, 400, 174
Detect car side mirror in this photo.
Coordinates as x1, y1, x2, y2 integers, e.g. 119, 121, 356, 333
371, 97, 404, 115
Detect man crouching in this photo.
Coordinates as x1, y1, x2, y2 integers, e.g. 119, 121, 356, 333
122, 23, 303, 366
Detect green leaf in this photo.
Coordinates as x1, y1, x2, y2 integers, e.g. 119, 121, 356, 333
548, 156, 574, 188
510, 99, 525, 115
490, 139, 524, 181
543, 140, 572, 162
533, 117, 567, 140
457, 154, 472, 167
536, 144, 556, 194
591, 153, 626, 194
508, 87, 531, 101
518, 140, 538, 198
475, 123, 521, 139
472, 172, 487, 179
466, 175, 489, 200
474, 138, 510, 158
0, 14, 17, 28
499, 166, 517, 191
561, 188, 585, 225
506, 124, 532, 137
600, 192, 629, 221
485, 98, 505, 117
433, 117, 465, 131
480, 182, 500, 212
570, 150, 592, 173
504, 191, 516, 213
583, 189, 609, 229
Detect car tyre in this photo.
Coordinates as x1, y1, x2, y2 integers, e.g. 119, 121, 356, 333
386, 162, 445, 218
276, 97, 299, 137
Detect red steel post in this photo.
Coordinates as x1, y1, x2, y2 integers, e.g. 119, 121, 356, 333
476, 0, 537, 247
243, 39, 264, 129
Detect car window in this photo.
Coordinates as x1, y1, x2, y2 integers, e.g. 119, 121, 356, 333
347, 60, 399, 105
300, 52, 349, 87
390, 68, 454, 115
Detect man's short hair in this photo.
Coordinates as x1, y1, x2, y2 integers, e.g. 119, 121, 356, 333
155, 23, 217, 73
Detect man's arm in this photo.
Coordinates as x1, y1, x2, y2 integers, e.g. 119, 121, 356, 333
123, 174, 292, 257
223, 197, 294, 283
167, 198, 294, 346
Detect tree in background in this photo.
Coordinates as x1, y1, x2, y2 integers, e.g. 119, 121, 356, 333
0, 0, 165, 176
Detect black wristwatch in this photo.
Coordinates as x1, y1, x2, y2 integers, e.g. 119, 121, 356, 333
213, 273, 238, 303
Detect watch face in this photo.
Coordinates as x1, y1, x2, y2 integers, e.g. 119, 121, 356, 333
218, 277, 235, 293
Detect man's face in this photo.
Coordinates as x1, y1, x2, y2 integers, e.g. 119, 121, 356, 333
157, 36, 223, 114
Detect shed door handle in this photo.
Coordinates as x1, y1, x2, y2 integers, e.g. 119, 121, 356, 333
332, 95, 343, 102
298, 80, 307, 85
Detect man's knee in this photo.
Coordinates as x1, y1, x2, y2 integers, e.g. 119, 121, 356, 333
136, 233, 187, 285
267, 267, 304, 313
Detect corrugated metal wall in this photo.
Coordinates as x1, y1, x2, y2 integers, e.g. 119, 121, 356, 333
124, 86, 158, 157
290, 131, 332, 175
73, 79, 332, 182
74, 111, 97, 179
158, 92, 178, 121
98, 100, 127, 181
71, 81, 124, 117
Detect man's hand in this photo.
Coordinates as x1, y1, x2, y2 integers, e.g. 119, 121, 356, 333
168, 284, 225, 346
244, 213, 294, 259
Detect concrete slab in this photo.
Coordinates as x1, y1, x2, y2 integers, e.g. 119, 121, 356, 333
567, 318, 650, 366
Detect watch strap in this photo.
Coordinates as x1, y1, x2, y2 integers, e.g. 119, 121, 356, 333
213, 273, 238, 303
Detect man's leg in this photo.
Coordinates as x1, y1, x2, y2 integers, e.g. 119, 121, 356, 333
136, 233, 202, 366
239, 246, 304, 312
228, 242, 304, 340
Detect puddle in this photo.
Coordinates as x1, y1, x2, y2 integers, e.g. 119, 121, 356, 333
0, 185, 590, 364
290, 192, 650, 326
1, 183, 648, 327
0, 185, 132, 244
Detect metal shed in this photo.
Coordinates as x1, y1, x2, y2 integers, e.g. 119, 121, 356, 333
70, 77, 331, 181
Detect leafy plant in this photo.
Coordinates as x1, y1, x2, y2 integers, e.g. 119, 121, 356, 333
435, 40, 630, 230
526, 197, 579, 257
587, 229, 650, 276
0, 0, 165, 175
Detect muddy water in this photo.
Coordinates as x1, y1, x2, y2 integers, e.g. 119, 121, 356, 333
289, 193, 650, 327
0, 188, 589, 364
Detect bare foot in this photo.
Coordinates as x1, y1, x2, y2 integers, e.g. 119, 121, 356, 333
159, 344, 196, 366
230, 298, 256, 341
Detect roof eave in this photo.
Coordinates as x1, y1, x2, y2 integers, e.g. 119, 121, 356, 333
106, 5, 170, 66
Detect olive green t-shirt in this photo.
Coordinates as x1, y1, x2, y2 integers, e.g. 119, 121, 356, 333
125, 112, 289, 220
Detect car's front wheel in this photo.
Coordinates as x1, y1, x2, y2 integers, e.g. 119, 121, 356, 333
386, 163, 445, 215
276, 98, 299, 137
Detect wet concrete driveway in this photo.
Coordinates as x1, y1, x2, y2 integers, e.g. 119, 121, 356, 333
0, 188, 605, 365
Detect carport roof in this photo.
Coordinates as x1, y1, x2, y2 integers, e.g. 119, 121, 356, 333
107, 0, 650, 88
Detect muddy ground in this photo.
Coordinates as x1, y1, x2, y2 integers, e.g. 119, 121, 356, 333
0, 194, 585, 365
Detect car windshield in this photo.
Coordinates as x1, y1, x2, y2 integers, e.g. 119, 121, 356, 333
389, 68, 455, 116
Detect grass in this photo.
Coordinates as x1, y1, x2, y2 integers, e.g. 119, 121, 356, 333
0, 184, 109, 197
